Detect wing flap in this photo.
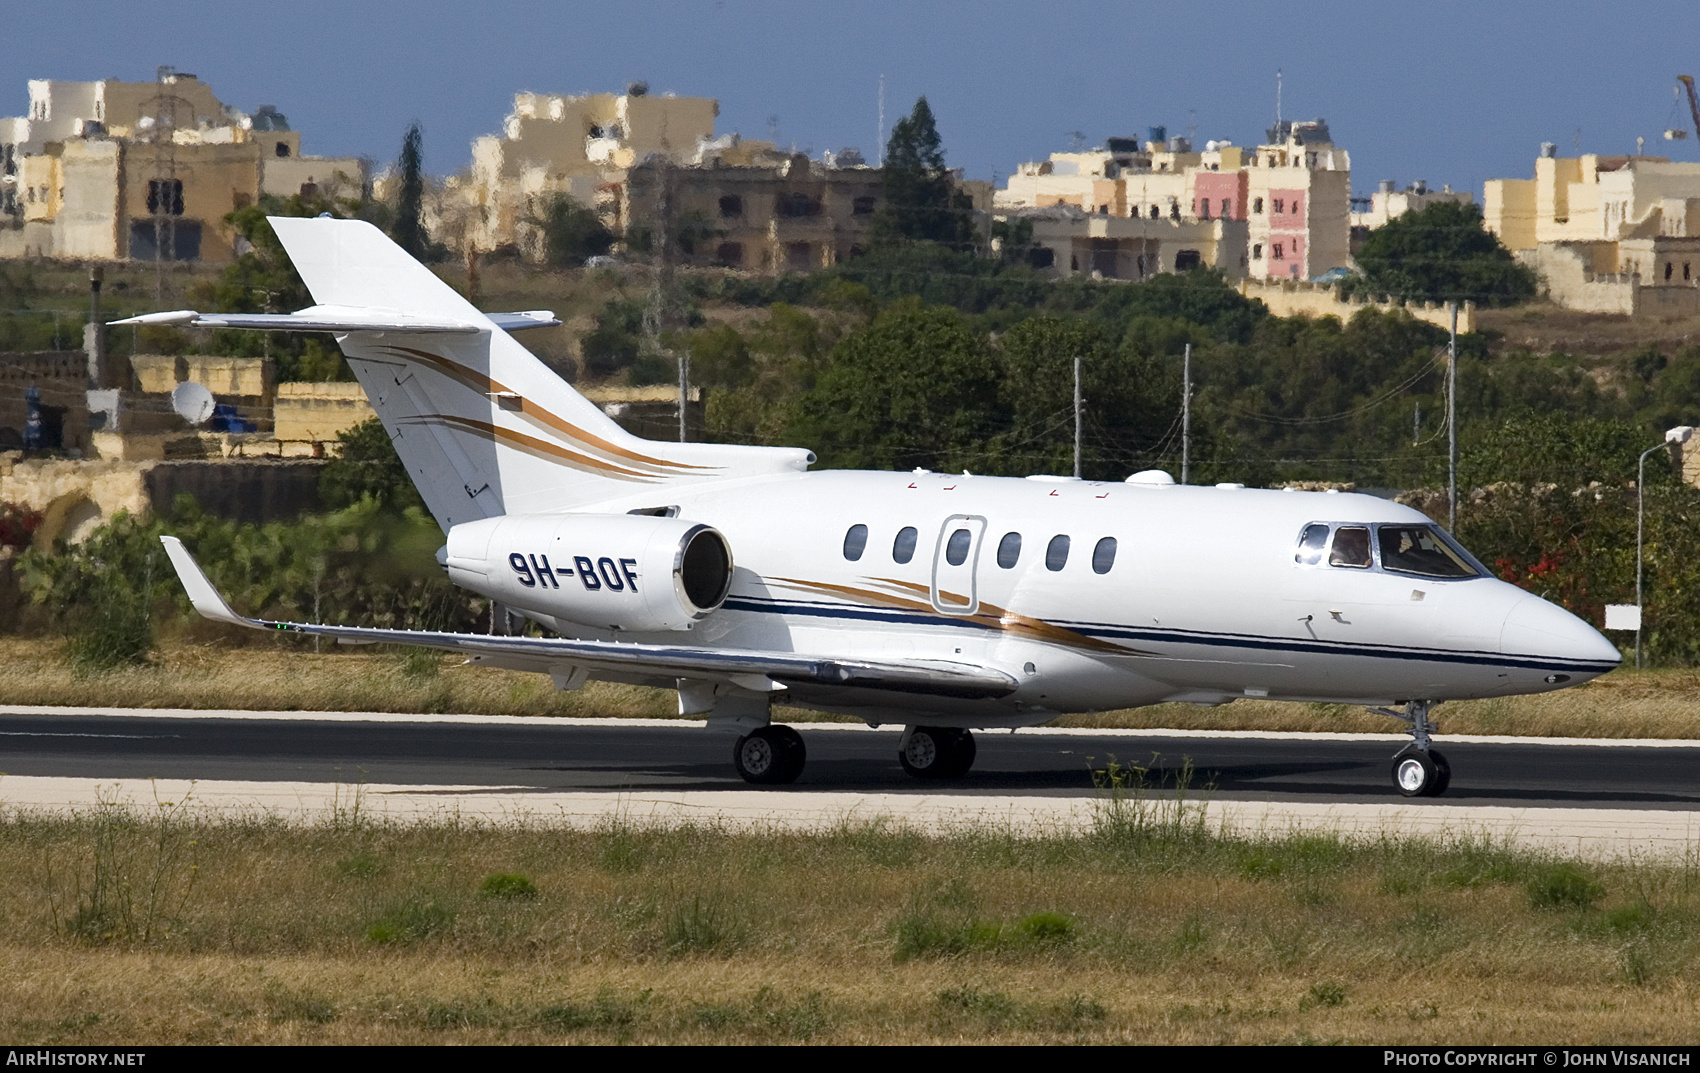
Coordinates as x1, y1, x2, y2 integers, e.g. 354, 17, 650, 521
159, 537, 1016, 700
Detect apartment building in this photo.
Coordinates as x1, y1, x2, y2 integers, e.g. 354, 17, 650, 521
460, 85, 719, 257
1484, 145, 1700, 313
995, 119, 1350, 282
1, 71, 365, 261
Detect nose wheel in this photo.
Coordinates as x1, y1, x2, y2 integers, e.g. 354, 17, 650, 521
733, 724, 806, 785
899, 726, 977, 779
1391, 745, 1451, 797
1371, 700, 1453, 797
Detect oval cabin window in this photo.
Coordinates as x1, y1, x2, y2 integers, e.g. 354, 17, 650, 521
1092, 537, 1117, 574
892, 526, 918, 564
996, 532, 1022, 568
843, 524, 868, 561
1046, 534, 1070, 571
945, 528, 972, 566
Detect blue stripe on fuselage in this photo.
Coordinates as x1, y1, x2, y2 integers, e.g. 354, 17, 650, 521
723, 594, 1618, 675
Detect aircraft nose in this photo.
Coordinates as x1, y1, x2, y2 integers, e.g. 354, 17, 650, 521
1500, 595, 1622, 668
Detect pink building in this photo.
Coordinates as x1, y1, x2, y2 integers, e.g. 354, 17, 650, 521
1192, 170, 1248, 221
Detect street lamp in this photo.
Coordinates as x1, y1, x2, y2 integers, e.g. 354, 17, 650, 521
1636, 425, 1695, 668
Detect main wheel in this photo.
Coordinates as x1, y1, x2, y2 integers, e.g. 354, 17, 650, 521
1392, 750, 1438, 797
900, 727, 975, 779
734, 725, 806, 785
1425, 748, 1451, 797
943, 729, 977, 778
899, 726, 949, 779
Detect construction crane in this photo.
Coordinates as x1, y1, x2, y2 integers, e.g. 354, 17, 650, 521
1675, 76, 1700, 147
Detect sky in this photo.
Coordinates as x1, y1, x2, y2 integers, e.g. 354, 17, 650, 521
13, 1, 1700, 199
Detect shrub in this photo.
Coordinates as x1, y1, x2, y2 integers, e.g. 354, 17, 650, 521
479, 873, 538, 899
1526, 863, 1605, 910
1015, 911, 1075, 945
366, 896, 456, 944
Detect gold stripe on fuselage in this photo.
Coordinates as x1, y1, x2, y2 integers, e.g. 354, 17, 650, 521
771, 576, 1143, 656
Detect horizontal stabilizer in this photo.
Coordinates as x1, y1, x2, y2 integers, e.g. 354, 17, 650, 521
112, 305, 484, 334
485, 310, 561, 331
159, 536, 1016, 700
112, 307, 560, 334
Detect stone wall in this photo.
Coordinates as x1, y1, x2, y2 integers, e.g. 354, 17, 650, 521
0, 452, 325, 546
0, 352, 92, 454
1236, 279, 1475, 332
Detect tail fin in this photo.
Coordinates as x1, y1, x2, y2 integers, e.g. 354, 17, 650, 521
269, 217, 811, 530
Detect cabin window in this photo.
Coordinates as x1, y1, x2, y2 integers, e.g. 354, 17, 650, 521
1295, 523, 1330, 565
892, 526, 918, 564
996, 532, 1022, 568
1045, 534, 1070, 571
843, 523, 868, 561
944, 528, 972, 566
1377, 525, 1478, 578
1092, 537, 1117, 574
1328, 526, 1372, 568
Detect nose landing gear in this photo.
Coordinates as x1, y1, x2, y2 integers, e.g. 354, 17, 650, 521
1372, 700, 1451, 797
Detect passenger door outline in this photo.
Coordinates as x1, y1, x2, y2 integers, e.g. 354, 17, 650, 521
930, 514, 987, 615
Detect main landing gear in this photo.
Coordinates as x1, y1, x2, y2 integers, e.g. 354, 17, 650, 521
899, 726, 977, 779
1372, 700, 1451, 798
733, 724, 806, 785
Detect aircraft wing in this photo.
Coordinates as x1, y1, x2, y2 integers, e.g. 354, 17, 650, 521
159, 537, 1016, 700
112, 305, 560, 334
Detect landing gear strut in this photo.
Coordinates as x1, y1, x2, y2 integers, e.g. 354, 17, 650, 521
898, 726, 976, 779
1371, 700, 1451, 798
733, 724, 806, 785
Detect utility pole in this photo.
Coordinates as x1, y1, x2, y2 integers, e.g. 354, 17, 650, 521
1447, 301, 1459, 532
85, 264, 103, 388
1181, 342, 1192, 484
146, 66, 189, 300
639, 152, 687, 443
877, 74, 885, 166
1072, 352, 1082, 479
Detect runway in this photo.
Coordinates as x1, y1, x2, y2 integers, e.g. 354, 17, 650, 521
3, 707, 1698, 857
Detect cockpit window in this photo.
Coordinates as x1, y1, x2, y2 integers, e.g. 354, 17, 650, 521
1295, 523, 1329, 565
1328, 526, 1372, 568
1378, 525, 1479, 578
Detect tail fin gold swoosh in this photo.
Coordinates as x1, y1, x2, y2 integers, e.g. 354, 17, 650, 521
379, 345, 713, 474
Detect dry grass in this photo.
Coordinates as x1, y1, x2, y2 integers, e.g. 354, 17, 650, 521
1057, 669, 1700, 739
2, 797, 1698, 1044
0, 637, 1693, 739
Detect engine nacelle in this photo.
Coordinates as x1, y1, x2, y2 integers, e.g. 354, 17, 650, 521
442, 513, 733, 632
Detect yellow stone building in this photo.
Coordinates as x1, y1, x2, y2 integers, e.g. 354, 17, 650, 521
1, 71, 365, 261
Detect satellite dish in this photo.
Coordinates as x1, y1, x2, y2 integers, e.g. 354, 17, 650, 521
171, 382, 216, 426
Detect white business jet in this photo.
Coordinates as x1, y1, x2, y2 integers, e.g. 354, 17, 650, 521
121, 218, 1621, 797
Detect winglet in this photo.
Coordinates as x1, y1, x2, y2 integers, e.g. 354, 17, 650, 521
159, 536, 253, 628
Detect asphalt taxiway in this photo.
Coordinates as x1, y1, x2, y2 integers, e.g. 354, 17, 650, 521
3, 707, 1697, 856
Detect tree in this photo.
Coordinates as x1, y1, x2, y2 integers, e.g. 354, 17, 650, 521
1347, 201, 1536, 306
786, 300, 999, 471
318, 416, 425, 513
994, 316, 1175, 479
392, 123, 428, 260
874, 97, 975, 249
529, 194, 614, 268
195, 190, 353, 380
